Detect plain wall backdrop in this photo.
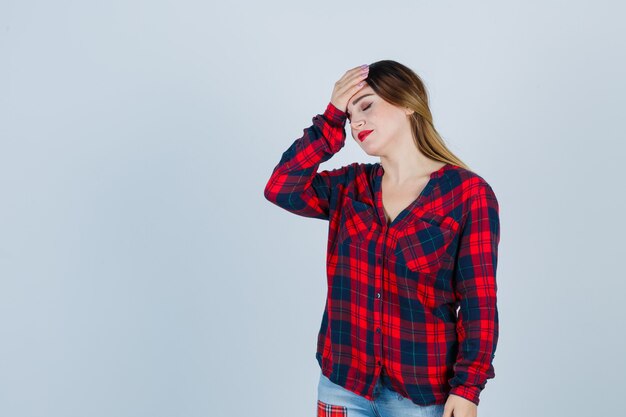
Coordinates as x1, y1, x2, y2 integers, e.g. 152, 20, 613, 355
1, 1, 624, 416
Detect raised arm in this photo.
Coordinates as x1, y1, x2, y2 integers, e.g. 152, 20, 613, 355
263, 102, 348, 220
264, 64, 371, 220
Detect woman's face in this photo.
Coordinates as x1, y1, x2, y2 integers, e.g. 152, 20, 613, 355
346, 84, 413, 156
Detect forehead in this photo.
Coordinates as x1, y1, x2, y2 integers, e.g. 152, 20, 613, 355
347, 87, 376, 115
348, 86, 375, 105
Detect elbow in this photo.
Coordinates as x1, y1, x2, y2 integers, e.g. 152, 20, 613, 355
263, 178, 276, 204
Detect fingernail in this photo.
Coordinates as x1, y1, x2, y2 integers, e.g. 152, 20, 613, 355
361, 64, 368, 68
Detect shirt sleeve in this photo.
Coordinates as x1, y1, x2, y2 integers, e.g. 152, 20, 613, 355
263, 102, 349, 220
448, 183, 501, 405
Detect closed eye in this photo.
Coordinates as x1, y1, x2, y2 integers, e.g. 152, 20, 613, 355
347, 103, 372, 121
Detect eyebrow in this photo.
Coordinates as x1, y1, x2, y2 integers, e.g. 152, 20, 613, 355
346, 94, 374, 118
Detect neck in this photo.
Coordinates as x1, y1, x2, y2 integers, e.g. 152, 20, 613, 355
379, 154, 442, 185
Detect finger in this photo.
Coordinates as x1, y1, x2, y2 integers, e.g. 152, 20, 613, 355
348, 66, 369, 82
340, 65, 369, 84
337, 70, 369, 93
346, 64, 369, 74
335, 81, 367, 106
333, 66, 369, 109
351, 79, 368, 93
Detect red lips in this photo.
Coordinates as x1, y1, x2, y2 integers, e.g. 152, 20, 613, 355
358, 130, 373, 141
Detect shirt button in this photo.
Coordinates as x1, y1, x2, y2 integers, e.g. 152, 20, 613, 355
377, 257, 382, 265
376, 327, 381, 333
376, 292, 381, 299
377, 360, 381, 365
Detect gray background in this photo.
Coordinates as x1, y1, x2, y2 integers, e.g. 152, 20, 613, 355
1, 1, 624, 416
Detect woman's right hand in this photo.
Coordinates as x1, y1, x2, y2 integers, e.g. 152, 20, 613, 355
330, 64, 370, 113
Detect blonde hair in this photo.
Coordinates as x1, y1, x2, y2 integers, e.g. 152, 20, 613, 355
365, 59, 471, 171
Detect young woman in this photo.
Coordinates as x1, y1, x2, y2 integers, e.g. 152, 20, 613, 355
264, 60, 500, 417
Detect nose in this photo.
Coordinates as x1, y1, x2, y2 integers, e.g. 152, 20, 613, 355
351, 119, 365, 129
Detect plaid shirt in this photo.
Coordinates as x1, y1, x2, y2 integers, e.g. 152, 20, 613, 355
264, 102, 500, 406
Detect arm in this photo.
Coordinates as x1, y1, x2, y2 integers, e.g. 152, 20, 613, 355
448, 183, 501, 406
263, 102, 349, 220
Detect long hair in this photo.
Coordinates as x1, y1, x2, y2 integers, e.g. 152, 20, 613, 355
365, 59, 471, 171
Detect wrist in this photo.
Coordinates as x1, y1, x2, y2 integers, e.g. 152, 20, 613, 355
448, 385, 481, 406
323, 102, 347, 126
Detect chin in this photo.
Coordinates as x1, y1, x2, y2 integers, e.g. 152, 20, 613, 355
359, 141, 385, 156
361, 147, 383, 157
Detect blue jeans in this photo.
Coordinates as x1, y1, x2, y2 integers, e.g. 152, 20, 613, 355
317, 369, 445, 417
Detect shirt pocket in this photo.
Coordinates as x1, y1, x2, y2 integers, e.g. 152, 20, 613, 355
338, 196, 376, 245
394, 212, 459, 275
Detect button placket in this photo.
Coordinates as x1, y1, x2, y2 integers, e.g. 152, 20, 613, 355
375, 223, 388, 370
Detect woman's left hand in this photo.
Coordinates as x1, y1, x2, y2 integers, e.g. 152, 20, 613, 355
442, 393, 477, 417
